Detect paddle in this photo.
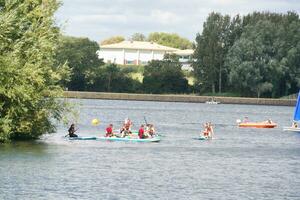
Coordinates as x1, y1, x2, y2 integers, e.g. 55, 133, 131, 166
143, 116, 148, 125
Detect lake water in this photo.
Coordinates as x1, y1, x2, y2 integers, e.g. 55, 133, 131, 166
0, 99, 299, 200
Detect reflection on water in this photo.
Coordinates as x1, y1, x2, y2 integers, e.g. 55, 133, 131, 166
0, 141, 48, 156
0, 99, 299, 200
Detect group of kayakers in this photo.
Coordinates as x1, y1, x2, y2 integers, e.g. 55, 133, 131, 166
104, 118, 157, 139
68, 117, 211, 139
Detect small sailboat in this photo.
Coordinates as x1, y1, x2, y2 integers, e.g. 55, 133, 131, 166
283, 91, 300, 132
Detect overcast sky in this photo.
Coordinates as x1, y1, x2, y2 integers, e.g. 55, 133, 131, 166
55, 0, 300, 43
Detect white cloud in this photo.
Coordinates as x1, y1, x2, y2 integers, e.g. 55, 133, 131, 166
55, 0, 300, 42
150, 10, 184, 25
72, 14, 128, 24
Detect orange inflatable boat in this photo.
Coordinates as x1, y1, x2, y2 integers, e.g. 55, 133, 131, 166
238, 122, 277, 128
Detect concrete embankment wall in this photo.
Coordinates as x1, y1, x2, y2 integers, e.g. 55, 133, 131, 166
63, 91, 296, 106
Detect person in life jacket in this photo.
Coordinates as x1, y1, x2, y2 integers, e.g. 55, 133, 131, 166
124, 118, 132, 129
105, 124, 114, 137
202, 123, 209, 137
147, 124, 155, 137
121, 123, 132, 138
138, 125, 147, 139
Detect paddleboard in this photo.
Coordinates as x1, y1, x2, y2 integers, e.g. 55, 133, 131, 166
68, 136, 97, 140
195, 136, 213, 140
98, 136, 160, 142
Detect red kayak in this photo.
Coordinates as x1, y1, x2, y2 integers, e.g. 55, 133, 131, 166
238, 122, 277, 128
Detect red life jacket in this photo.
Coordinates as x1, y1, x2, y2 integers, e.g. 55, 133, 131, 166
138, 128, 144, 138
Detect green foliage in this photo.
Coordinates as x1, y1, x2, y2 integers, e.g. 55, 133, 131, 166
148, 32, 192, 49
193, 11, 300, 98
55, 35, 104, 91
226, 12, 300, 98
130, 33, 146, 41
100, 35, 125, 45
0, 0, 68, 142
193, 12, 232, 94
143, 59, 189, 94
86, 64, 142, 93
117, 65, 144, 74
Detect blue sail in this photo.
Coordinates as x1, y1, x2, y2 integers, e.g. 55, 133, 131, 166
293, 91, 300, 121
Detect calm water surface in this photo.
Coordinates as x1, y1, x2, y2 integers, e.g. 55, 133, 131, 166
0, 99, 299, 200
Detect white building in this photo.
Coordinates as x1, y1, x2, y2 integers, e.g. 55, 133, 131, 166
97, 41, 193, 66
174, 49, 194, 71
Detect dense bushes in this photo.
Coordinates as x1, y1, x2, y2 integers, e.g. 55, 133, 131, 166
143, 60, 189, 94
0, 1, 68, 142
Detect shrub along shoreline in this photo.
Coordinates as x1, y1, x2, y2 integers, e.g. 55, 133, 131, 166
64, 91, 296, 106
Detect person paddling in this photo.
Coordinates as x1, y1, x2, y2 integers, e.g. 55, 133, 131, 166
105, 124, 114, 137
243, 116, 249, 123
138, 125, 147, 139
148, 124, 155, 137
201, 122, 214, 138
201, 123, 209, 137
292, 121, 298, 128
207, 122, 214, 138
68, 124, 78, 138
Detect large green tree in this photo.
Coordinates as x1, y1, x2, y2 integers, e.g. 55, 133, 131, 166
226, 12, 300, 97
55, 36, 104, 91
0, 0, 68, 142
193, 12, 231, 94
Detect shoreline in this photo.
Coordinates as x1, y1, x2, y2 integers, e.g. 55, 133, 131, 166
63, 91, 296, 106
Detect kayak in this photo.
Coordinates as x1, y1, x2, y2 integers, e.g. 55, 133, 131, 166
283, 127, 300, 132
238, 122, 277, 128
97, 136, 161, 142
68, 136, 97, 140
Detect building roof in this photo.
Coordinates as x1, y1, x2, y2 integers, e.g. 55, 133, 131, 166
174, 49, 194, 56
100, 41, 179, 51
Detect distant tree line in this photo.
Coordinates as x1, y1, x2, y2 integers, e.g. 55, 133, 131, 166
193, 12, 300, 98
57, 11, 300, 98
100, 32, 193, 50
55, 35, 190, 94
